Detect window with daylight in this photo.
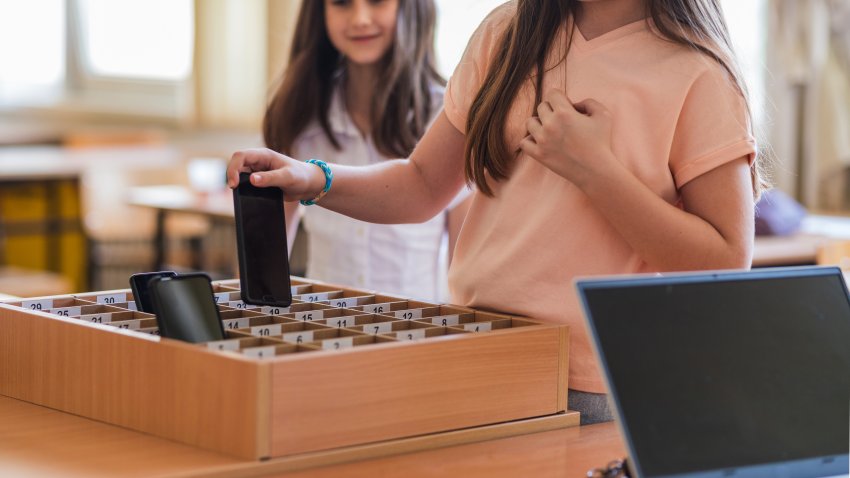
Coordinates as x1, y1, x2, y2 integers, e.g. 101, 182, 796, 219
0, 0, 194, 118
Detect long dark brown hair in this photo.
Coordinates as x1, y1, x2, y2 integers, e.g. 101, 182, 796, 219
465, 0, 766, 197
264, 0, 445, 159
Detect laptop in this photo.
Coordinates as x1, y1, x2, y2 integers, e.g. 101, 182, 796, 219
576, 266, 850, 478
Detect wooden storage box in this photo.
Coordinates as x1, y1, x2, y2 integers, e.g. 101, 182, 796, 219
0, 278, 571, 460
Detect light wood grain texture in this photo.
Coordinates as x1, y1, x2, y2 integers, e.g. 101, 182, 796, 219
269, 326, 565, 456
0, 395, 593, 478
0, 303, 264, 459
187, 412, 580, 478
275, 418, 623, 478
1, 284, 570, 461
557, 324, 570, 411
0, 395, 242, 478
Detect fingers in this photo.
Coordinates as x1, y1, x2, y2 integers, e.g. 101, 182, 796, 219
518, 134, 542, 159
249, 167, 293, 189
541, 90, 609, 118
526, 116, 544, 138
542, 89, 573, 112
226, 148, 286, 188
536, 100, 555, 121
573, 98, 608, 117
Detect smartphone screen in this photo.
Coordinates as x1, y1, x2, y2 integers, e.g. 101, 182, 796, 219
130, 271, 178, 313
149, 273, 225, 343
233, 172, 292, 306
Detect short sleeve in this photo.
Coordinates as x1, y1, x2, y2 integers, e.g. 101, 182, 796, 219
668, 64, 757, 188
443, 3, 515, 133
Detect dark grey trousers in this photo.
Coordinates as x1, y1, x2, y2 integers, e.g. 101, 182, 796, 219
568, 390, 614, 425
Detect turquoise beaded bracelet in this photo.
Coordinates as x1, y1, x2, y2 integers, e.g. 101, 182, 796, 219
300, 159, 333, 206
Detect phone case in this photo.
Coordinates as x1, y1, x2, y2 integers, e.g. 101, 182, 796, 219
148, 272, 225, 342
129, 271, 177, 313
232, 172, 292, 307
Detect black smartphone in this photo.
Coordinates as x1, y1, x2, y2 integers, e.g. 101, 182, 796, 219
148, 273, 225, 343
232, 172, 292, 307
130, 271, 178, 313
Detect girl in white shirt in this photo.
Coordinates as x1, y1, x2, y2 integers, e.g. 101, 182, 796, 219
263, 0, 469, 301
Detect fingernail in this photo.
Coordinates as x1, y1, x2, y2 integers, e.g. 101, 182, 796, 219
251, 173, 262, 184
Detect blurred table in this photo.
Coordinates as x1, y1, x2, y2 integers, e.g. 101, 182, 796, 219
126, 185, 234, 272
126, 185, 850, 274
0, 266, 72, 298
752, 214, 850, 267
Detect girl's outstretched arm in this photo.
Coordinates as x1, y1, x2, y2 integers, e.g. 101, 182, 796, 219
227, 111, 467, 225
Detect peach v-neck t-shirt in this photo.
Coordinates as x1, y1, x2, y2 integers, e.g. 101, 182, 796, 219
444, 4, 756, 393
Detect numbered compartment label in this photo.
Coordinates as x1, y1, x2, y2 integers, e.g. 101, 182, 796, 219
331, 298, 356, 308
295, 310, 324, 322
250, 324, 282, 337
282, 330, 314, 344
430, 315, 459, 327
82, 313, 113, 324
125, 302, 138, 311
207, 340, 240, 352
261, 306, 291, 315
222, 318, 250, 330
22, 299, 53, 311
242, 346, 276, 359
111, 320, 141, 330
227, 300, 253, 310
464, 322, 492, 332
95, 293, 125, 305
395, 309, 423, 320
327, 317, 354, 328
213, 292, 231, 304
139, 327, 160, 336
321, 337, 354, 350
50, 306, 82, 317
362, 304, 387, 314
364, 322, 393, 335
299, 292, 329, 303
397, 329, 427, 341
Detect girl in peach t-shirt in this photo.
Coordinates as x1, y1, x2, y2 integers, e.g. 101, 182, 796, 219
228, 0, 764, 424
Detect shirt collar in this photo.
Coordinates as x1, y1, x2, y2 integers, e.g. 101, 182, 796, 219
327, 82, 361, 138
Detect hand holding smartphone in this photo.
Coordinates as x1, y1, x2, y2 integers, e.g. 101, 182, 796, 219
233, 172, 292, 307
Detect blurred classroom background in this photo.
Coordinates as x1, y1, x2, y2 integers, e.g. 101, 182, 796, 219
0, 0, 848, 297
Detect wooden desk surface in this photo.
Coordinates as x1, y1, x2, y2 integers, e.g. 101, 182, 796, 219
0, 394, 625, 477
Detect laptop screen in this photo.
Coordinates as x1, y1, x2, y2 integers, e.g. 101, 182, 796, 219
578, 267, 850, 478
